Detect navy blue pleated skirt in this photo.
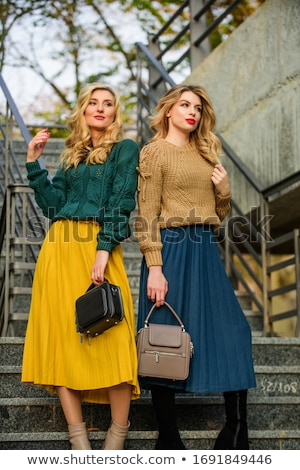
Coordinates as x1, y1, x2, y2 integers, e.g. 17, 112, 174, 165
137, 225, 256, 393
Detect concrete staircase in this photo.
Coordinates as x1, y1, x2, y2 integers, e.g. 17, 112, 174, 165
1, 264, 300, 450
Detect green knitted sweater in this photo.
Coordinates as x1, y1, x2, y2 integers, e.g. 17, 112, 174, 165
26, 139, 139, 252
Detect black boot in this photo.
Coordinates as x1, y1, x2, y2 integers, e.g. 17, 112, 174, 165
214, 390, 249, 450
151, 385, 186, 450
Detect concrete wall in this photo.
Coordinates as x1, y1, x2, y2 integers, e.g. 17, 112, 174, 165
185, 0, 300, 211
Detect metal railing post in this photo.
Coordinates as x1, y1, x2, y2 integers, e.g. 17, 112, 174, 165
295, 228, 300, 337
4, 103, 11, 189
3, 186, 11, 336
189, 0, 211, 68
148, 34, 168, 101
224, 217, 230, 277
260, 194, 271, 335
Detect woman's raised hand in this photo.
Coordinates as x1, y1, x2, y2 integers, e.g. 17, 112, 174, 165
27, 128, 51, 162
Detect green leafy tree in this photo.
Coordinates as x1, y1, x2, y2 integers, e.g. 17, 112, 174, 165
0, 0, 264, 128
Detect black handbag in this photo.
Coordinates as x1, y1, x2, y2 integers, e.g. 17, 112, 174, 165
75, 280, 124, 339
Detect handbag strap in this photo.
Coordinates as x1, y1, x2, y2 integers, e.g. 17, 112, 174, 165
144, 301, 186, 332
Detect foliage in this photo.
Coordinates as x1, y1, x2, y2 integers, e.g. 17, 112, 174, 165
207, 0, 265, 48
0, 0, 264, 128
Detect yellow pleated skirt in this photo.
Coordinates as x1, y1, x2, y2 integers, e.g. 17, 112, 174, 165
21, 220, 140, 404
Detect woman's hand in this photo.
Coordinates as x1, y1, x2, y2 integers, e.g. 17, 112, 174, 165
27, 128, 51, 163
211, 163, 230, 196
91, 250, 109, 285
147, 266, 168, 307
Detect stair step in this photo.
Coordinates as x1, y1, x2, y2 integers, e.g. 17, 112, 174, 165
1, 395, 299, 430
10, 237, 40, 246
243, 310, 263, 331
252, 337, 300, 365
1, 429, 300, 450
1, 335, 300, 449
1, 368, 299, 399
4, 313, 29, 321
10, 261, 36, 270
235, 291, 253, 310
2, 337, 300, 366
9, 286, 32, 295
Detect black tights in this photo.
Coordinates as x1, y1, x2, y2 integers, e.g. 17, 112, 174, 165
214, 390, 249, 450
151, 386, 249, 450
150, 385, 186, 450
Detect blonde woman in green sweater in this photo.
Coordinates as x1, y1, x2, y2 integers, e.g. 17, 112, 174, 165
136, 84, 256, 450
22, 83, 140, 450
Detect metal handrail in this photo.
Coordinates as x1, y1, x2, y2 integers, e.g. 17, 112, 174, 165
218, 135, 264, 194
194, 0, 243, 48
151, 0, 189, 42
220, 140, 300, 336
0, 72, 46, 170
0, 74, 31, 145
136, 41, 176, 89
0, 73, 49, 336
262, 170, 300, 199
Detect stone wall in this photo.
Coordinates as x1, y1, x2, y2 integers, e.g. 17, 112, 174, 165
185, 0, 300, 212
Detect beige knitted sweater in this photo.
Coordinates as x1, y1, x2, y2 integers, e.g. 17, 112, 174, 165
136, 139, 231, 267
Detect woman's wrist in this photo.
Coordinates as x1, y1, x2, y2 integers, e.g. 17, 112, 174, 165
27, 152, 37, 163
148, 265, 162, 272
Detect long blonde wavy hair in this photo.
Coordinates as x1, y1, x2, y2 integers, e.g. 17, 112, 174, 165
60, 82, 123, 168
150, 84, 222, 164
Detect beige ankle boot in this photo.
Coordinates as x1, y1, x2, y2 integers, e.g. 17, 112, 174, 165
68, 422, 92, 450
102, 421, 130, 450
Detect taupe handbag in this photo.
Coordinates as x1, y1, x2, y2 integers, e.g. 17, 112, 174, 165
136, 302, 194, 380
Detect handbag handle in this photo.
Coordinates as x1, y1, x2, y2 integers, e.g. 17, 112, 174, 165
86, 279, 109, 292
144, 302, 186, 332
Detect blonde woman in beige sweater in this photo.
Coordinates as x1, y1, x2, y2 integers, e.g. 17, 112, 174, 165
136, 84, 256, 450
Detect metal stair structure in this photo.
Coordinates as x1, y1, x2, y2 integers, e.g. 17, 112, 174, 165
1, 298, 300, 450
1, 0, 300, 451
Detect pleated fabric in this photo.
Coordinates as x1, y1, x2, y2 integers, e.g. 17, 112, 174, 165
22, 220, 140, 404
137, 225, 256, 393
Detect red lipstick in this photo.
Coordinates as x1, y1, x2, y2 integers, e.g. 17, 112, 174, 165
186, 118, 195, 125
